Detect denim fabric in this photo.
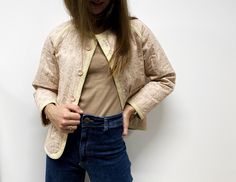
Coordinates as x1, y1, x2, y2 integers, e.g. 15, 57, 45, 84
45, 112, 133, 182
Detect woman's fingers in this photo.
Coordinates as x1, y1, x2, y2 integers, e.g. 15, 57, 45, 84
60, 125, 78, 134
59, 104, 83, 128
66, 125, 78, 133
64, 104, 83, 114
63, 112, 81, 120
122, 114, 129, 136
61, 119, 80, 127
122, 104, 136, 136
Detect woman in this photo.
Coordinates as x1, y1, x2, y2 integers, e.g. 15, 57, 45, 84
32, 0, 176, 181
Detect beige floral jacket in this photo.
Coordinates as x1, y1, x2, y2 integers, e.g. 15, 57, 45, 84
32, 19, 176, 159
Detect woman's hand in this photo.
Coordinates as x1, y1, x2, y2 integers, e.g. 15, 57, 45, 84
44, 103, 83, 133
122, 104, 136, 136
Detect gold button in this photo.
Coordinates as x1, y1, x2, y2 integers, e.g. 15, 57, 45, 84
86, 44, 91, 51
71, 96, 76, 102
78, 70, 83, 76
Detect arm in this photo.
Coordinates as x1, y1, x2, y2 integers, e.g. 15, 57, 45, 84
127, 22, 176, 120
32, 35, 59, 126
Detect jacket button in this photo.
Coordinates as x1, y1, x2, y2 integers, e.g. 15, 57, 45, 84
78, 70, 83, 76
86, 44, 91, 51
71, 96, 76, 102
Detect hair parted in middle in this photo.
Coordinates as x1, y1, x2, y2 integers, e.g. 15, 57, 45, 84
64, 0, 136, 75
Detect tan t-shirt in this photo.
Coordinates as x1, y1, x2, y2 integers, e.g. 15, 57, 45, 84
78, 43, 122, 116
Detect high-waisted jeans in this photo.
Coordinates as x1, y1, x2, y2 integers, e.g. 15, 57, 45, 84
45, 112, 133, 182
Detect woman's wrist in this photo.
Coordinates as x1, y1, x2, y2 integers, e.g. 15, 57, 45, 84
125, 104, 136, 116
44, 103, 56, 122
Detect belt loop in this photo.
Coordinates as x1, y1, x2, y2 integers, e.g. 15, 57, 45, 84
80, 113, 84, 127
103, 118, 109, 131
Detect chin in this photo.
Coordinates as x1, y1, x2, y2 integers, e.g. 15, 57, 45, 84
91, 8, 105, 15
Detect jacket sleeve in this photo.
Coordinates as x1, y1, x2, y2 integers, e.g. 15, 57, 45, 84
32, 34, 59, 127
127, 22, 176, 120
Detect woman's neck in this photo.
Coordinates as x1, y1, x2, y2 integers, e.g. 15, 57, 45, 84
92, 17, 106, 34
91, 2, 113, 34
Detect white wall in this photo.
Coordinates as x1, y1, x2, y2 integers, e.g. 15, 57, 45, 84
0, 0, 235, 181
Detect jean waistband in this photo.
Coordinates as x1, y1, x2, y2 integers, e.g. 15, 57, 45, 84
80, 112, 123, 129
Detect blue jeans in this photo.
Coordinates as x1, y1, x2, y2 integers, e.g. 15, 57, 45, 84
45, 112, 133, 182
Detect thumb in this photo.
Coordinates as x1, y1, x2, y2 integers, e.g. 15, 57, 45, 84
122, 116, 129, 136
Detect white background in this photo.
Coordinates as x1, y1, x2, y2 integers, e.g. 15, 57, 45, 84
0, 0, 236, 181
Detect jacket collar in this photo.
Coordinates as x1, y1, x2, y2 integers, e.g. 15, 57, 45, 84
95, 31, 116, 62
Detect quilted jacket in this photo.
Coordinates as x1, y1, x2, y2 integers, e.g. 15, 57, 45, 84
32, 18, 176, 159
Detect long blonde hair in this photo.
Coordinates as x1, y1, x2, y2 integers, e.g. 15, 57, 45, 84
63, 0, 133, 75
